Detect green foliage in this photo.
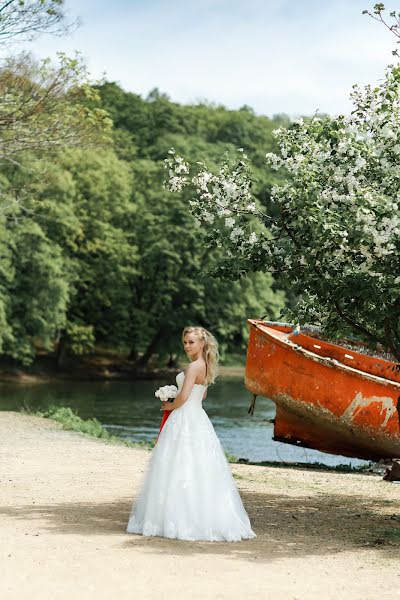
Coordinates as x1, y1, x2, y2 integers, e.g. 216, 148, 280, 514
51, 148, 138, 351
64, 321, 95, 355
3, 214, 70, 364
0, 218, 14, 354
203, 271, 285, 356
0, 146, 137, 363
0, 52, 112, 166
0, 79, 289, 366
95, 83, 288, 363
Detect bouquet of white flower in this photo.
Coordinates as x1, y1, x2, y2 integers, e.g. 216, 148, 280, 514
155, 384, 178, 402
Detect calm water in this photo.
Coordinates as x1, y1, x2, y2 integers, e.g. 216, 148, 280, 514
0, 377, 369, 467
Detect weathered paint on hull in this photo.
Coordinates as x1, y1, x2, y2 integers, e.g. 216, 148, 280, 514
245, 320, 400, 461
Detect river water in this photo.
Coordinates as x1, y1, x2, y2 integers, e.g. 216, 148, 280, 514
0, 377, 369, 467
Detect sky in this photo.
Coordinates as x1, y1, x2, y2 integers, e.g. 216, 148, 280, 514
24, 0, 398, 117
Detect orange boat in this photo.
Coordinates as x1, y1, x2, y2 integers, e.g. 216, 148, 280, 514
244, 320, 400, 461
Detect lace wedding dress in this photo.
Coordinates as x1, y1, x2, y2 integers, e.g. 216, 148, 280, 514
126, 371, 256, 541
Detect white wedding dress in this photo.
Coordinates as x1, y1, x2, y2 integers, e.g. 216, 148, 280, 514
126, 371, 256, 541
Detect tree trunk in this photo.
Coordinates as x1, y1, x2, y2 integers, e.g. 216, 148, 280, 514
128, 345, 138, 361
135, 328, 164, 368
55, 331, 67, 369
167, 353, 178, 368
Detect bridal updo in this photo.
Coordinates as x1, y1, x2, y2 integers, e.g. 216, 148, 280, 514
182, 326, 219, 385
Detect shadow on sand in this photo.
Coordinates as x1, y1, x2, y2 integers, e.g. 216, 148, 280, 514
3, 486, 399, 563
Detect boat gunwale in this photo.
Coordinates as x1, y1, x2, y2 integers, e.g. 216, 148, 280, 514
247, 319, 400, 390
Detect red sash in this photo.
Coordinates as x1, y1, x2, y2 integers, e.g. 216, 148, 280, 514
156, 410, 171, 443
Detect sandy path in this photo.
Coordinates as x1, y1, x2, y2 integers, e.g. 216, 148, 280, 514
0, 411, 399, 600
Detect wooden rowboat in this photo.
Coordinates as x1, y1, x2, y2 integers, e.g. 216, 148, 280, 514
244, 320, 400, 461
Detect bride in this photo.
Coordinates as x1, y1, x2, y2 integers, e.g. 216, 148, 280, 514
126, 325, 256, 542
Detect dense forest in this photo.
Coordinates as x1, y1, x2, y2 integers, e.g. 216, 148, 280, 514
0, 81, 292, 368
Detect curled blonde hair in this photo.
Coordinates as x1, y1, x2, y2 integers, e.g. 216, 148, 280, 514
182, 326, 219, 385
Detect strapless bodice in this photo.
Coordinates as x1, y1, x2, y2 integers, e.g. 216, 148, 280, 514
176, 371, 206, 409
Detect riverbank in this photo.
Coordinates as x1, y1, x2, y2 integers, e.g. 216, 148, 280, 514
1, 411, 399, 600
0, 353, 245, 384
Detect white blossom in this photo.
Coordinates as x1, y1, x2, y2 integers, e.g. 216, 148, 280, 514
230, 227, 244, 241
203, 211, 215, 224
248, 232, 258, 245
225, 217, 235, 228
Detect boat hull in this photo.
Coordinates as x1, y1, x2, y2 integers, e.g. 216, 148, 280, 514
245, 320, 400, 461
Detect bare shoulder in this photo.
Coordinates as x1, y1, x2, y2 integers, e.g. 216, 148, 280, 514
186, 359, 206, 383
185, 361, 202, 376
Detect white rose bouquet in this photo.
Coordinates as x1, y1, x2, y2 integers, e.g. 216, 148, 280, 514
155, 384, 178, 402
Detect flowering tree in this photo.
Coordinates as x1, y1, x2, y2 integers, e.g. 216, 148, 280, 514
164, 8, 400, 360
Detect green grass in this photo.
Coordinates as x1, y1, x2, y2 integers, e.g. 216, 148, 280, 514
224, 450, 238, 463
383, 528, 400, 543
371, 527, 400, 546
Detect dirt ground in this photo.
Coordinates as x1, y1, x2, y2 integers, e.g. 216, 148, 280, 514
1, 411, 399, 600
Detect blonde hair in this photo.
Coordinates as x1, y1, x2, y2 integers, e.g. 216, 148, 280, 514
182, 326, 219, 385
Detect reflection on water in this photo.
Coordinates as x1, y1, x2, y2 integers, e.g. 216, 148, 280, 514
0, 377, 369, 467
